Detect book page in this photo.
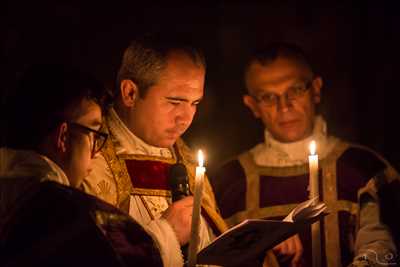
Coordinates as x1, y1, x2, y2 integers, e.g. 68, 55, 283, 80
197, 219, 295, 266
283, 196, 326, 222
197, 199, 327, 266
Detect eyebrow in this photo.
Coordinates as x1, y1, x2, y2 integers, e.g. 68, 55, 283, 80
165, 96, 203, 103
165, 96, 188, 101
254, 88, 274, 96
257, 78, 311, 92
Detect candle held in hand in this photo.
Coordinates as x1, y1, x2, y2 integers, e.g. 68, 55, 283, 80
308, 140, 319, 200
188, 149, 206, 267
308, 140, 321, 267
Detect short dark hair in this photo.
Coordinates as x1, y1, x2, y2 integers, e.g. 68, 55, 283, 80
3, 64, 110, 150
116, 33, 206, 98
244, 42, 314, 77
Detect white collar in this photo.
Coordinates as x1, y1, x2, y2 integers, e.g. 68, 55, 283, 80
251, 116, 338, 167
0, 147, 70, 186
107, 108, 173, 158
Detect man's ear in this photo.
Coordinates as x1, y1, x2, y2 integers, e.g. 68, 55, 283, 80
312, 76, 323, 104
243, 94, 261, 118
56, 122, 69, 153
120, 79, 139, 108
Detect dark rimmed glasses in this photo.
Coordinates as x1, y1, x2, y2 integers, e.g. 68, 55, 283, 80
252, 80, 313, 107
68, 122, 108, 157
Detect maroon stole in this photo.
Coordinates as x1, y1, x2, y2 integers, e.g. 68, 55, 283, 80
99, 122, 229, 236
124, 159, 172, 196
213, 140, 395, 267
125, 158, 228, 237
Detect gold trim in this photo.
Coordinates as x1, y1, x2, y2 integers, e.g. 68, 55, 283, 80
119, 153, 177, 164
101, 120, 134, 210
323, 150, 343, 267
174, 139, 197, 164
249, 140, 349, 177
103, 133, 229, 235
132, 188, 171, 197
239, 152, 260, 211
140, 195, 155, 220
224, 140, 395, 267
321, 141, 349, 267
231, 140, 352, 267
102, 117, 177, 211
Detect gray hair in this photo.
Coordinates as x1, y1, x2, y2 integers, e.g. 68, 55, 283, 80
116, 34, 206, 98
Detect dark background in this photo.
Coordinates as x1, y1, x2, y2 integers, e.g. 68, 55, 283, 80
2, 1, 400, 172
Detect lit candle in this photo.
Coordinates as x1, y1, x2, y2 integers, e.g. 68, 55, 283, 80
308, 140, 321, 267
188, 150, 205, 267
308, 140, 319, 200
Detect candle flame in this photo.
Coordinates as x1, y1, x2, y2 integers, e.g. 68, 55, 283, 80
198, 150, 204, 167
309, 141, 316, 155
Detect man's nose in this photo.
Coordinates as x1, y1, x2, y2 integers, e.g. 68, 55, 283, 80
277, 93, 293, 112
176, 104, 195, 125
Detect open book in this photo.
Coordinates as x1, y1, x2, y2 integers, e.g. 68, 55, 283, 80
197, 197, 327, 266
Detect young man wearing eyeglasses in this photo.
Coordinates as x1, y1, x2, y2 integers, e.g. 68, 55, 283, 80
212, 43, 398, 267
0, 64, 163, 266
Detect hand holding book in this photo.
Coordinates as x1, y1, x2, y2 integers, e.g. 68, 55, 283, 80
197, 198, 327, 266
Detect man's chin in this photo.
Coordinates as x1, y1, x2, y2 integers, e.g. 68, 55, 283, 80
275, 130, 309, 143
154, 137, 178, 148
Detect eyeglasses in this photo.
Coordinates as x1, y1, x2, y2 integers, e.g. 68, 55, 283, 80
252, 80, 313, 107
68, 122, 108, 158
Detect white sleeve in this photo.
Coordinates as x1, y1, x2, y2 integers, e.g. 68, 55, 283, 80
146, 218, 184, 267
353, 199, 397, 265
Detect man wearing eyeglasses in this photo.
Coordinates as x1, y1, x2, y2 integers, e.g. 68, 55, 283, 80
0, 64, 163, 266
212, 43, 398, 267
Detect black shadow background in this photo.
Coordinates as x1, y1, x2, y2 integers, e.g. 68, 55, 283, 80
2, 1, 400, 172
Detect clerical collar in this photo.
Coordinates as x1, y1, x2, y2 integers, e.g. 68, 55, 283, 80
251, 116, 338, 167
107, 108, 173, 158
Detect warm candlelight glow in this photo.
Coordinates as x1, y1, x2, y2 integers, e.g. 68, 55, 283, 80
309, 140, 316, 155
198, 150, 204, 167
189, 149, 206, 267
308, 140, 321, 267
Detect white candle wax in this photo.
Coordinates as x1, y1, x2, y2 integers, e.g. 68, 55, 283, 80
188, 150, 205, 267
308, 141, 319, 199
308, 140, 321, 267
